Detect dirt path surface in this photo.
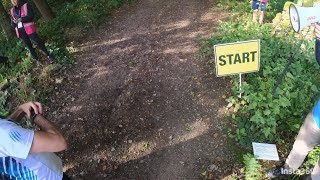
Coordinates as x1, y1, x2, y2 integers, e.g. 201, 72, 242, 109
48, 0, 235, 179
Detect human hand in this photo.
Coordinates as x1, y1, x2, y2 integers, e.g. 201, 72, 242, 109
18, 102, 43, 118
315, 23, 320, 39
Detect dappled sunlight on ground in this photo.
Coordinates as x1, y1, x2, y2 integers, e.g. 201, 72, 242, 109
49, 0, 234, 179
164, 45, 197, 54
176, 120, 210, 142
123, 120, 210, 162
156, 20, 191, 32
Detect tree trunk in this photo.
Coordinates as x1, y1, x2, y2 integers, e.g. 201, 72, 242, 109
0, 2, 14, 40
32, 0, 54, 21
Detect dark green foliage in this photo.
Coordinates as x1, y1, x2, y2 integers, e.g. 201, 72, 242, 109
202, 0, 320, 146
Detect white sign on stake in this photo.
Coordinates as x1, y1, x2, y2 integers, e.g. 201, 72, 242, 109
252, 142, 280, 161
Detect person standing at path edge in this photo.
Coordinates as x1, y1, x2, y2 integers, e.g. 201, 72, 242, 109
0, 101, 70, 179
10, 0, 55, 64
252, 0, 269, 24
266, 23, 320, 179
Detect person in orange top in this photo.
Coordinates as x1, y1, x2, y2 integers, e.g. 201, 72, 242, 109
10, 0, 55, 64
252, 0, 269, 24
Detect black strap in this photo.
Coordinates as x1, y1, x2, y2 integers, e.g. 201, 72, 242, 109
316, 38, 320, 65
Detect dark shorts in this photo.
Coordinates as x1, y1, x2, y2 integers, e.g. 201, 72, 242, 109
252, 0, 267, 11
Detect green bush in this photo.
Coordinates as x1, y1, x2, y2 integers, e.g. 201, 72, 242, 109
202, 1, 320, 146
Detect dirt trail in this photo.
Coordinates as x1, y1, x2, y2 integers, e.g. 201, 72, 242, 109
48, 0, 235, 179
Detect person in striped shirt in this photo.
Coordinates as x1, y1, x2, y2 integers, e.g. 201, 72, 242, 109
0, 102, 69, 180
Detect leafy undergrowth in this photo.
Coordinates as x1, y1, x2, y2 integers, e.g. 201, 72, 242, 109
202, 0, 320, 179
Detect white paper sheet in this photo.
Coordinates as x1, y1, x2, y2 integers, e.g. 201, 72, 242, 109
252, 142, 279, 161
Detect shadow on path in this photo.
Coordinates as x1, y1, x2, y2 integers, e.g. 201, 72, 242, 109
48, 0, 235, 179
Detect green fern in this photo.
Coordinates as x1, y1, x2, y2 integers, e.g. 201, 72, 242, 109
304, 146, 320, 172
243, 153, 262, 180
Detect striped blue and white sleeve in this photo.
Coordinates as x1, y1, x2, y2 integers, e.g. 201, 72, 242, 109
0, 120, 34, 159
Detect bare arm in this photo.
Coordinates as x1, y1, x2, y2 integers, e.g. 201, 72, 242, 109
30, 114, 67, 153
9, 101, 67, 153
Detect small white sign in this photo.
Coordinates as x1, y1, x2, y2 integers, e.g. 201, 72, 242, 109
252, 142, 280, 161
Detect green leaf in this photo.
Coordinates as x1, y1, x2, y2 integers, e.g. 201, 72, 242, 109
264, 109, 271, 116
273, 106, 280, 115
311, 85, 318, 92
240, 128, 246, 135
234, 103, 240, 112
264, 127, 271, 138
294, 123, 301, 129
279, 97, 291, 107
286, 72, 294, 79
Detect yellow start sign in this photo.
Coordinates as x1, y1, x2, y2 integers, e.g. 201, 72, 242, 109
214, 39, 260, 77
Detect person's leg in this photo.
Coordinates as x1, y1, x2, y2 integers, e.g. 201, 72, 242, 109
311, 160, 320, 179
253, 10, 258, 22
252, 0, 259, 22
259, 11, 264, 24
259, 2, 267, 24
28, 32, 50, 57
19, 30, 39, 60
29, 33, 55, 63
284, 113, 320, 171
266, 113, 320, 178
